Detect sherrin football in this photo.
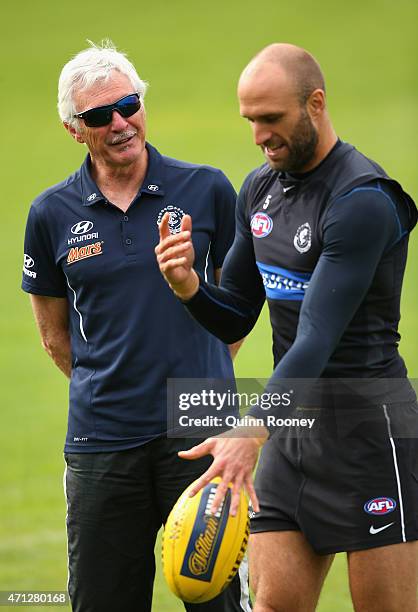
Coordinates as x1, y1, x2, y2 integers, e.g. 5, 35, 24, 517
162, 477, 249, 603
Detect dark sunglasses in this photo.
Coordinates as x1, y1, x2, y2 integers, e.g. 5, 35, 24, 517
74, 93, 141, 127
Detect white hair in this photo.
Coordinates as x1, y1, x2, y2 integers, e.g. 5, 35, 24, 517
58, 40, 148, 127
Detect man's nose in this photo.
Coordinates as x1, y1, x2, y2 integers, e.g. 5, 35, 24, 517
110, 109, 129, 129
253, 122, 272, 146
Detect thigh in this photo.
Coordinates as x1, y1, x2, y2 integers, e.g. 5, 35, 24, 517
152, 437, 213, 524
250, 531, 334, 612
299, 408, 418, 554
154, 438, 251, 611
182, 568, 251, 612
251, 433, 303, 535
348, 541, 418, 612
65, 447, 159, 612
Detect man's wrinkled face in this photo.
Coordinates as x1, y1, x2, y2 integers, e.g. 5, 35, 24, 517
238, 65, 319, 173
69, 71, 146, 168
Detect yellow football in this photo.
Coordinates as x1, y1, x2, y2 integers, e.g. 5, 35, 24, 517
162, 477, 249, 603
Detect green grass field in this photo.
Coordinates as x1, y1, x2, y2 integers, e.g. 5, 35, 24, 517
1, 0, 417, 609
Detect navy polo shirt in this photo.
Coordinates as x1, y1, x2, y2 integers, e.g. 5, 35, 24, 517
22, 143, 236, 452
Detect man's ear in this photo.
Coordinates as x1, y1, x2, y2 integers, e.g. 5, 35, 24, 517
306, 89, 326, 119
63, 121, 85, 144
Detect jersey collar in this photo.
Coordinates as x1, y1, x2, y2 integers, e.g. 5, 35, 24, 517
80, 142, 166, 206
279, 139, 343, 184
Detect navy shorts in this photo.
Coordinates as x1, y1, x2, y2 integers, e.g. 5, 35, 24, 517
251, 403, 418, 554
65, 437, 251, 612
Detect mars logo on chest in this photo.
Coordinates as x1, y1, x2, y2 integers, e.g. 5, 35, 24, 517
251, 212, 273, 238
364, 497, 396, 515
67, 242, 103, 265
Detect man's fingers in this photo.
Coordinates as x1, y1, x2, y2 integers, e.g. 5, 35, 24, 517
229, 475, 245, 517
158, 212, 171, 241
185, 464, 220, 497
178, 436, 257, 516
155, 230, 191, 255
244, 476, 260, 513
178, 438, 214, 460
181, 214, 192, 233
159, 258, 188, 273
210, 472, 246, 517
210, 475, 233, 515
156, 241, 192, 264
157, 214, 192, 252
178, 439, 217, 497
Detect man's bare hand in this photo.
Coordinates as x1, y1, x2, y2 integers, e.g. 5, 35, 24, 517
178, 426, 268, 516
155, 213, 199, 300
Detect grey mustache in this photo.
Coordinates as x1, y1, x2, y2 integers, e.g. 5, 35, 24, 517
110, 131, 137, 144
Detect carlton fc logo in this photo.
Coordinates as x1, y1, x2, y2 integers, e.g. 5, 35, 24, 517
157, 205, 186, 234
251, 212, 273, 238
294, 222, 312, 253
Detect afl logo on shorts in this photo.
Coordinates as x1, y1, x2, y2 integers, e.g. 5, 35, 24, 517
364, 497, 397, 515
251, 212, 273, 238
294, 222, 312, 253
157, 205, 186, 235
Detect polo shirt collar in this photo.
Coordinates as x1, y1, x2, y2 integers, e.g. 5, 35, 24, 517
80, 142, 165, 206
140, 143, 165, 197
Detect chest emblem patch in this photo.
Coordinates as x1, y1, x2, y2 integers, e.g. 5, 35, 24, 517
251, 212, 273, 238
157, 205, 186, 235
293, 222, 312, 253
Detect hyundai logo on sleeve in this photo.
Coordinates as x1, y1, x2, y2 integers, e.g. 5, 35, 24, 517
24, 254, 34, 268
23, 253, 37, 278
71, 220, 94, 235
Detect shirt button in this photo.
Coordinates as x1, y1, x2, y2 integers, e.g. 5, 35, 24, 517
123, 215, 129, 222
125, 238, 132, 245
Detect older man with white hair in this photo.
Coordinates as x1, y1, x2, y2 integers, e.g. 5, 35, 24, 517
22, 41, 248, 612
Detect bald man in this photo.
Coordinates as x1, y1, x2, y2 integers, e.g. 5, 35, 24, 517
156, 44, 418, 611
